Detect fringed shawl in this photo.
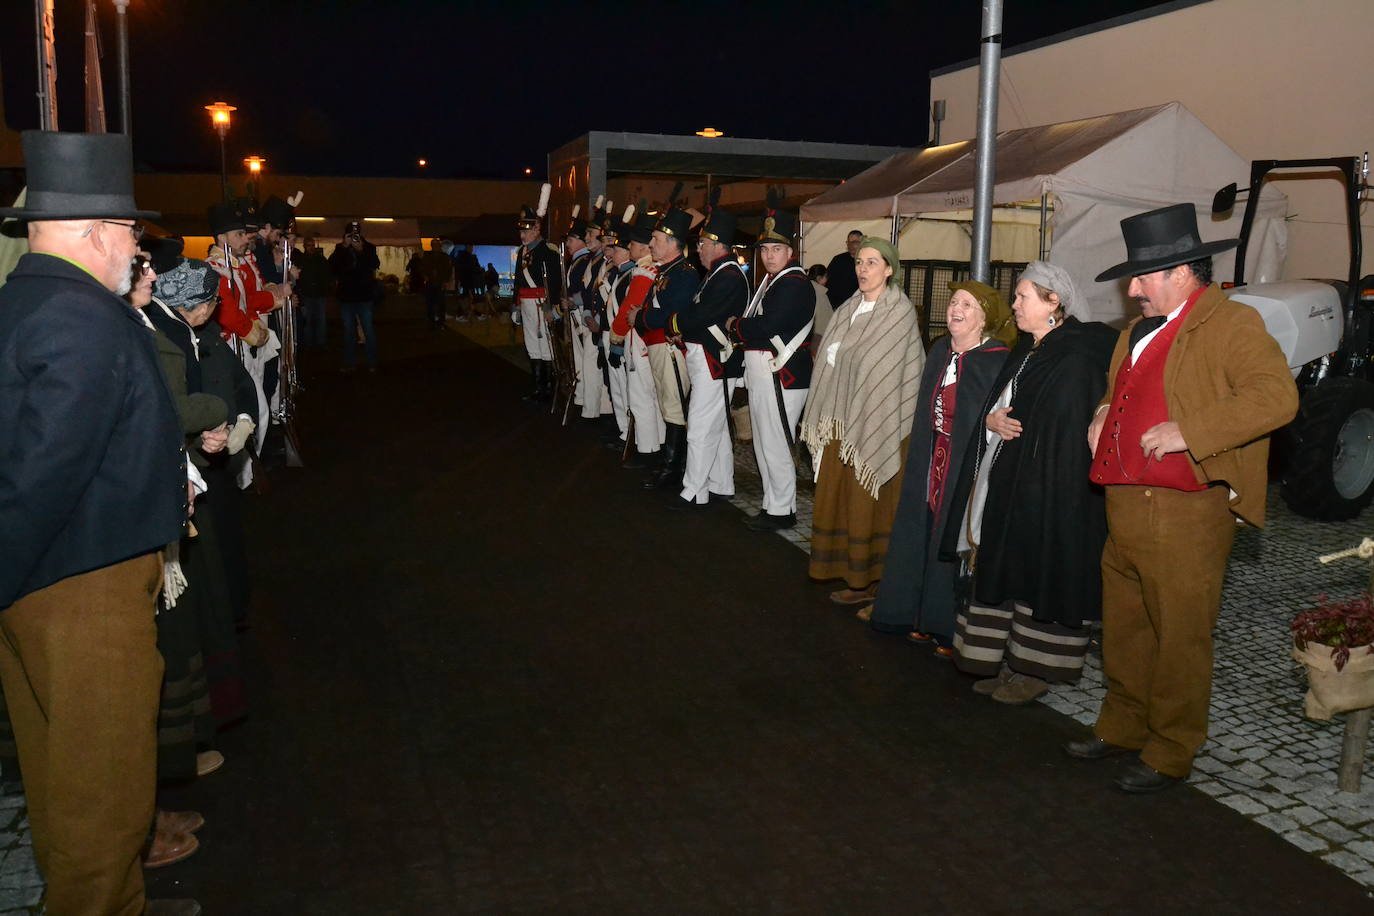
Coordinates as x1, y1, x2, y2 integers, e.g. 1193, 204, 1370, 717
800, 285, 925, 499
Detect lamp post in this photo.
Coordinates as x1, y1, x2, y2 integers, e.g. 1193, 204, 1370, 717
204, 102, 236, 201
243, 155, 265, 200
113, 0, 131, 134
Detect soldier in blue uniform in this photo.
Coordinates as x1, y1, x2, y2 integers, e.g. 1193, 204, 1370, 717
726, 205, 814, 530
563, 207, 594, 413
636, 205, 701, 489
664, 196, 748, 509
515, 203, 564, 401
575, 200, 613, 422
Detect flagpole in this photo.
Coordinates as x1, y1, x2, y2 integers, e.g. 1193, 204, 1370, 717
34, 0, 58, 130
114, 0, 132, 135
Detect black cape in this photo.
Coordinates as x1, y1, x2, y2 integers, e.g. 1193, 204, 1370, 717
941, 317, 1117, 629
870, 335, 1010, 639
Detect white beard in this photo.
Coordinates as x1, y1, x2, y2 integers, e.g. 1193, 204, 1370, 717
115, 269, 133, 297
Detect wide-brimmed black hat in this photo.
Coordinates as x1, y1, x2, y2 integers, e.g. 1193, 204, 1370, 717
259, 195, 295, 229
1095, 203, 1238, 282
755, 209, 799, 248
653, 207, 692, 245
0, 130, 160, 225
517, 205, 540, 231
208, 201, 249, 236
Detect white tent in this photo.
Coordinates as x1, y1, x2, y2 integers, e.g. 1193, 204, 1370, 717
800, 102, 1288, 324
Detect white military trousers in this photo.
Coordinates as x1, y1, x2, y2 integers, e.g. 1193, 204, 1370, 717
680, 342, 736, 504
518, 297, 553, 360
743, 350, 807, 517
626, 330, 665, 454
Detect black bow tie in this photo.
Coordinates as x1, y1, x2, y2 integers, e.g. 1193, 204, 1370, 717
1129, 315, 1166, 350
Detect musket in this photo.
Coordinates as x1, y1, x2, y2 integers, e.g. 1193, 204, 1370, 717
272, 191, 305, 467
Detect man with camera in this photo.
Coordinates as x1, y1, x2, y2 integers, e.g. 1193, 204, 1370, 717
329, 220, 381, 373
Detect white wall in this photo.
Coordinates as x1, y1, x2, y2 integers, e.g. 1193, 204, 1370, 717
929, 0, 1374, 281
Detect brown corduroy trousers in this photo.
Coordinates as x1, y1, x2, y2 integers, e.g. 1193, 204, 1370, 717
0, 554, 163, 916
1092, 485, 1235, 778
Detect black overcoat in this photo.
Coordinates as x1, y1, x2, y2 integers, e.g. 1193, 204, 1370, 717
0, 253, 186, 608
870, 335, 1010, 638
940, 317, 1117, 628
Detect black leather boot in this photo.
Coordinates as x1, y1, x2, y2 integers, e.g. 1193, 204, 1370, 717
537, 360, 554, 401
642, 423, 686, 489
522, 361, 543, 401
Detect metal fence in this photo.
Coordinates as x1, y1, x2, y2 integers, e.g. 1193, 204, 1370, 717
901, 260, 1028, 345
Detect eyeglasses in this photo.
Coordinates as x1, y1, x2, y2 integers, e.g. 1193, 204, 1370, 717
85, 220, 145, 241
132, 254, 152, 274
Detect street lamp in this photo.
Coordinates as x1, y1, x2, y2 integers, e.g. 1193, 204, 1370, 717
243, 155, 265, 174
204, 101, 236, 201
696, 127, 724, 138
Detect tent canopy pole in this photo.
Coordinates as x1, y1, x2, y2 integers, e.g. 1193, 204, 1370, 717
970, 0, 1003, 284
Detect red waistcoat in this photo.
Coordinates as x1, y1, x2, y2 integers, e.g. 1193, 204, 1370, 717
1091, 291, 1206, 490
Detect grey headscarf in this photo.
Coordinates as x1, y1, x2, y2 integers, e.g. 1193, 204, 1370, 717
154, 257, 219, 311
1019, 260, 1086, 320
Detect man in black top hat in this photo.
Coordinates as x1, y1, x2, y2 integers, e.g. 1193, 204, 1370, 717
0, 131, 198, 915
563, 207, 594, 409
636, 206, 700, 489
574, 202, 612, 421
1064, 203, 1297, 793
665, 201, 747, 509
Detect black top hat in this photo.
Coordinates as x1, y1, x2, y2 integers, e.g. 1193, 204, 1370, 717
653, 207, 692, 245
1095, 203, 1238, 282
259, 195, 295, 229
208, 201, 248, 236
140, 234, 186, 274
517, 205, 540, 231
755, 209, 799, 248
0, 131, 160, 224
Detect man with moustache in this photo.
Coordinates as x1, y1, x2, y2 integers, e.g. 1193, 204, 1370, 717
1067, 204, 1298, 793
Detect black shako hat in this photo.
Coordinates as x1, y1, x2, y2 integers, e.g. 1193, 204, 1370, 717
627, 210, 658, 246
755, 209, 799, 248
259, 194, 295, 229
235, 197, 261, 231
0, 130, 159, 223
653, 207, 692, 245
517, 205, 540, 231
698, 208, 737, 247
1095, 203, 1239, 282
208, 201, 249, 236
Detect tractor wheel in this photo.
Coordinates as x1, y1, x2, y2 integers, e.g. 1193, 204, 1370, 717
1281, 378, 1374, 520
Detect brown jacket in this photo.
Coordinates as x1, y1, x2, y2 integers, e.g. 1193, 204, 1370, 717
1099, 283, 1298, 527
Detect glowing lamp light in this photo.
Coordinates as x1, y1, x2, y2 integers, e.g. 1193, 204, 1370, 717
524, 167, 533, 175
243, 156, 266, 174
418, 158, 428, 167
696, 127, 724, 138
363, 218, 394, 223
204, 101, 236, 132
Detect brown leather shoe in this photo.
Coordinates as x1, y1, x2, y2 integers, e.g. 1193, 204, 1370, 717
143, 830, 199, 868
829, 585, 877, 606
1063, 734, 1136, 760
991, 672, 1049, 705
156, 809, 205, 835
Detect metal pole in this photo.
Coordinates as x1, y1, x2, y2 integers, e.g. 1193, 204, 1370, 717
114, 0, 131, 135
218, 129, 228, 201
969, 0, 1003, 284
34, 0, 58, 130
1038, 192, 1049, 260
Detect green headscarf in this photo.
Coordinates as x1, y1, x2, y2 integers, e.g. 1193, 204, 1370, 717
948, 279, 1017, 348
858, 236, 901, 288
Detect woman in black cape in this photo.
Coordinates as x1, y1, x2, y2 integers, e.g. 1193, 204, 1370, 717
944, 261, 1117, 704
868, 281, 1015, 653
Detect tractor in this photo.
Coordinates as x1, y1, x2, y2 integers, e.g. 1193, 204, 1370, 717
1214, 154, 1373, 520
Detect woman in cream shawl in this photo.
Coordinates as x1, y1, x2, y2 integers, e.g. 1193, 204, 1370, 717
800, 238, 925, 605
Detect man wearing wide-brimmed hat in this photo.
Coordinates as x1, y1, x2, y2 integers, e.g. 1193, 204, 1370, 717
0, 131, 198, 914
1064, 203, 1298, 794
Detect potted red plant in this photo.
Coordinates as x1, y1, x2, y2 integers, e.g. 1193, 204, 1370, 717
1292, 593, 1374, 720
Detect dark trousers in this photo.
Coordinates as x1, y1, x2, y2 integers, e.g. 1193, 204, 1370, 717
0, 554, 164, 915
339, 300, 378, 369
424, 286, 445, 326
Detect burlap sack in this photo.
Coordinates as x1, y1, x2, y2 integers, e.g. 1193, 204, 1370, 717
732, 404, 752, 442
1293, 642, 1374, 720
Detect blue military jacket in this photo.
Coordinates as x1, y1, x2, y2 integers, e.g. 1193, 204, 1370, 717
0, 253, 186, 608
634, 255, 700, 338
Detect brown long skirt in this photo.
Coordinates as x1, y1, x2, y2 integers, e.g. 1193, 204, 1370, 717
808, 437, 910, 589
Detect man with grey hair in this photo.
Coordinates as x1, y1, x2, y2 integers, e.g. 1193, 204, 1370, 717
0, 132, 198, 914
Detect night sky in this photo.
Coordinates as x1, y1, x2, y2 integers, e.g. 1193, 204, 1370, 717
1, 0, 1161, 179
